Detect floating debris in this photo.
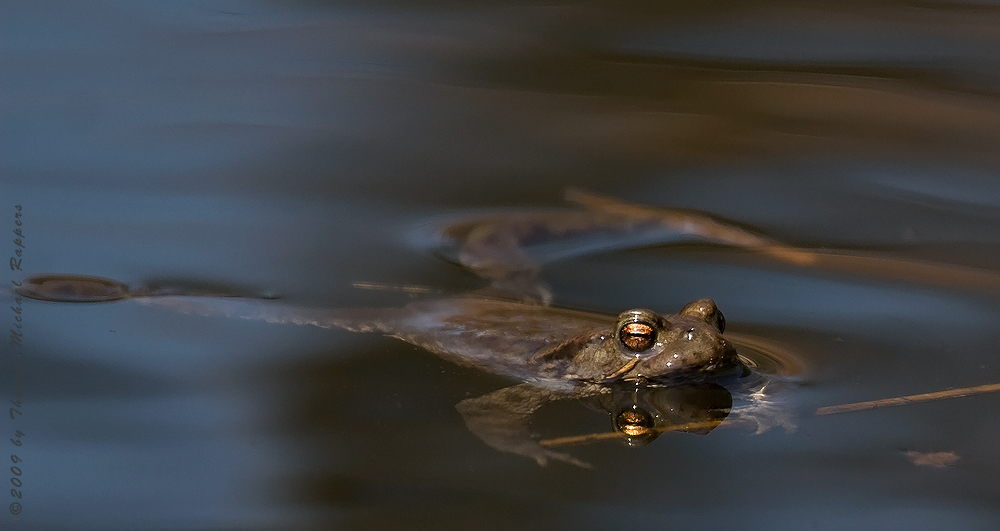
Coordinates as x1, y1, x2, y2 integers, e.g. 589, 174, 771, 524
905, 451, 959, 468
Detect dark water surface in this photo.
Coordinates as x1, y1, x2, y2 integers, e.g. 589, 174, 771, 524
5, 1, 1000, 529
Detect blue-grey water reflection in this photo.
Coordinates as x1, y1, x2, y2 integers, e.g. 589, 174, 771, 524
4, 1, 1000, 530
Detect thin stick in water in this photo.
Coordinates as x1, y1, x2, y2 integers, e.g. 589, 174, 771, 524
815, 382, 1000, 415
539, 419, 752, 448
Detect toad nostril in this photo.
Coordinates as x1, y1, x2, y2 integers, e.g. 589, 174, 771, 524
678, 299, 726, 333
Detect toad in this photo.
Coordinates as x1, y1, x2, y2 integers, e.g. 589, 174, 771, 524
18, 190, 801, 465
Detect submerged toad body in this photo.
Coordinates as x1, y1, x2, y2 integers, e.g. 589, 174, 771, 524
18, 191, 801, 466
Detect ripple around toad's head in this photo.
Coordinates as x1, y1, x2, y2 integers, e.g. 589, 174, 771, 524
727, 331, 805, 380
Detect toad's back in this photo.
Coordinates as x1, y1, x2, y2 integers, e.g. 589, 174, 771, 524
356, 296, 615, 381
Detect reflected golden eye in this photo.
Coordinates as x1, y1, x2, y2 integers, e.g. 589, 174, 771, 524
620, 321, 656, 352
615, 408, 654, 437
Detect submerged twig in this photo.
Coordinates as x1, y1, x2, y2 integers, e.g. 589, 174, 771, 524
538, 419, 753, 448
816, 382, 1000, 415
545, 381, 1000, 447
351, 280, 440, 295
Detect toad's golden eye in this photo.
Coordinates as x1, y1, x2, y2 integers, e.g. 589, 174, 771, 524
619, 321, 656, 352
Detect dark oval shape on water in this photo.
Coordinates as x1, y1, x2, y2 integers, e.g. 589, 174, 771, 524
17, 274, 132, 302
16, 274, 278, 303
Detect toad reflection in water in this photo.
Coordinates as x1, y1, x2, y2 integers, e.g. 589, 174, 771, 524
20, 191, 821, 466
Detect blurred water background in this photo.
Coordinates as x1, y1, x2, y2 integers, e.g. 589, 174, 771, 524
4, 1, 1000, 529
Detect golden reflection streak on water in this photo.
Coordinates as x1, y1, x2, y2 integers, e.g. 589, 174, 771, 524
773, 249, 1000, 291
566, 188, 778, 249
816, 382, 1000, 415
733, 242, 1000, 292
568, 190, 1000, 292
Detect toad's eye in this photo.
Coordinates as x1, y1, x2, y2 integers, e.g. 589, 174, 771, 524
619, 321, 657, 352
